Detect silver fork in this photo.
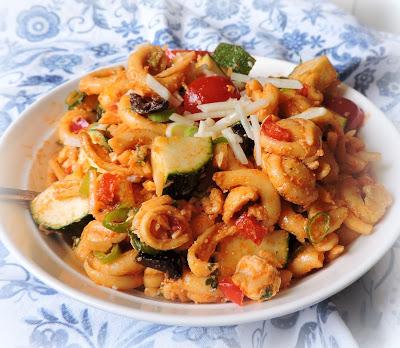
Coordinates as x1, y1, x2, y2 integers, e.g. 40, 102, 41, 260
0, 187, 39, 201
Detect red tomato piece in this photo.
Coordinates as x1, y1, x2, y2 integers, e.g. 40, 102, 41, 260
219, 278, 244, 305
97, 173, 120, 206
70, 117, 89, 134
183, 76, 240, 113
235, 213, 268, 245
166, 49, 209, 61
325, 96, 365, 130
261, 116, 292, 142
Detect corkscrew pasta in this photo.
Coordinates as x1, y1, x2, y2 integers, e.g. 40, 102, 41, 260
30, 42, 392, 305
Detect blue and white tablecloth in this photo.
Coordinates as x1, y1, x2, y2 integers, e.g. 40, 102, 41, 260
0, 1, 399, 347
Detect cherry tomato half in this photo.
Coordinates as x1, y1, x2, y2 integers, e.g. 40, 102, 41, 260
261, 116, 293, 142
219, 277, 244, 306
235, 213, 268, 245
165, 49, 209, 61
325, 96, 365, 130
96, 173, 120, 206
183, 76, 240, 113
70, 117, 89, 134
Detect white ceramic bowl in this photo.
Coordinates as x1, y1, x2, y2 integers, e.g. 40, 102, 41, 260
1, 57, 400, 327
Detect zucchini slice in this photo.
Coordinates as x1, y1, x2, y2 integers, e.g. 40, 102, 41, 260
217, 230, 289, 276
30, 182, 90, 230
151, 136, 213, 199
212, 43, 256, 75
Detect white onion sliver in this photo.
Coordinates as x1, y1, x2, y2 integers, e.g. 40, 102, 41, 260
185, 110, 233, 121
222, 128, 248, 164
235, 104, 254, 140
262, 77, 303, 89
169, 113, 194, 125
290, 107, 328, 120
250, 114, 262, 166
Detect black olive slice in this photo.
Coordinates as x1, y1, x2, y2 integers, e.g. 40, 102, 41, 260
135, 250, 183, 280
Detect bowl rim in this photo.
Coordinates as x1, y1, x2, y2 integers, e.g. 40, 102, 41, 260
1, 56, 399, 327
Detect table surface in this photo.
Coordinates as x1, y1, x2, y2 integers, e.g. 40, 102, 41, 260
0, 1, 400, 347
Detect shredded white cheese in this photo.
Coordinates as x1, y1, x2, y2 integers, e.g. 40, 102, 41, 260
222, 128, 248, 164
145, 74, 180, 107
197, 99, 241, 112
194, 120, 215, 138
185, 110, 236, 121
231, 72, 303, 89
235, 104, 254, 140
169, 113, 194, 125
250, 114, 262, 166
262, 77, 303, 89
290, 107, 328, 120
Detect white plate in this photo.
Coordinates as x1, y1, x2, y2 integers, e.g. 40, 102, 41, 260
0, 57, 400, 327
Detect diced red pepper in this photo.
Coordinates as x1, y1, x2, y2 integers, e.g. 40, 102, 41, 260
70, 117, 89, 133
298, 83, 308, 97
219, 277, 244, 306
235, 213, 268, 245
261, 116, 292, 142
96, 173, 120, 206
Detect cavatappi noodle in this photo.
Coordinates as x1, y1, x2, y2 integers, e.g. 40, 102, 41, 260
31, 43, 392, 305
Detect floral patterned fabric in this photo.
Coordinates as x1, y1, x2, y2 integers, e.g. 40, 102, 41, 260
0, 0, 399, 347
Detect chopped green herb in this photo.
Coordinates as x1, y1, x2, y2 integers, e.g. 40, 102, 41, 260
65, 90, 86, 110
205, 268, 219, 289
260, 286, 273, 300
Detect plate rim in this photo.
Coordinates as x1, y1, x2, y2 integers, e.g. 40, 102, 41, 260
1, 56, 399, 326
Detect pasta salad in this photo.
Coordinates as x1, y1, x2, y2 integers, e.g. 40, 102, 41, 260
30, 42, 392, 305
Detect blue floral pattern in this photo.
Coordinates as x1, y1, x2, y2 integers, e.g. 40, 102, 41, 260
17, 6, 60, 42
0, 0, 399, 347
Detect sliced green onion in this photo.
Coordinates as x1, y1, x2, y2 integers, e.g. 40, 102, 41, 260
65, 90, 86, 110
184, 125, 198, 137
212, 136, 228, 144
88, 129, 112, 152
79, 168, 96, 197
102, 206, 131, 233
128, 231, 159, 255
88, 122, 108, 132
93, 244, 121, 264
306, 212, 331, 244
148, 109, 174, 123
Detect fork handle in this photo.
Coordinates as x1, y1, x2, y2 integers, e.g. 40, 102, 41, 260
0, 187, 39, 201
